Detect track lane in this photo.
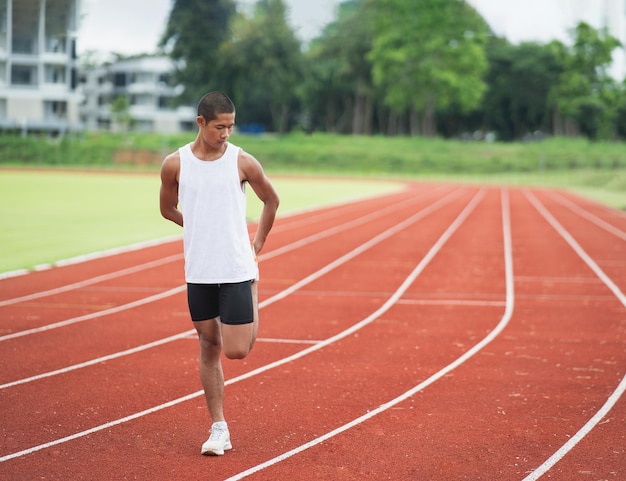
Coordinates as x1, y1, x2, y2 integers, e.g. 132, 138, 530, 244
331, 187, 626, 480
228, 188, 624, 480
0, 187, 476, 458
0, 184, 449, 334
0, 186, 466, 383
529, 189, 626, 291
547, 190, 626, 241
213, 188, 509, 480
0, 188, 482, 476
518, 189, 626, 480
0, 189, 492, 478
1, 185, 622, 481
0, 182, 420, 301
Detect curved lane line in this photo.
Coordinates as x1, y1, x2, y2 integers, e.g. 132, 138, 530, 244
0, 186, 457, 314
223, 188, 506, 481
0, 285, 187, 342
0, 189, 483, 463
0, 236, 182, 282
0, 188, 464, 384
0, 186, 435, 304
521, 189, 626, 480
0, 254, 183, 308
0, 186, 410, 281
546, 190, 626, 241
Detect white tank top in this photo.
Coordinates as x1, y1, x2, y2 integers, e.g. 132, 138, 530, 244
178, 142, 257, 283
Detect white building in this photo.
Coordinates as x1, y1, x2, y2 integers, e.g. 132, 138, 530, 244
0, 0, 82, 134
79, 56, 195, 134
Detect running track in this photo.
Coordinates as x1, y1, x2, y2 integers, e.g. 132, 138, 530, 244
1, 182, 624, 480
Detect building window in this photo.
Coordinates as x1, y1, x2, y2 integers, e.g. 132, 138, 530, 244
132, 94, 153, 106
113, 72, 126, 87
158, 73, 171, 85
45, 101, 67, 120
11, 65, 38, 86
158, 96, 172, 110
45, 65, 66, 84
46, 36, 66, 53
12, 37, 35, 54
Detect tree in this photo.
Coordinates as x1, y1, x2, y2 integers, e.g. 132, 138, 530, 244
159, 0, 237, 104
367, 0, 489, 136
222, 0, 304, 133
481, 39, 562, 140
549, 22, 622, 139
110, 95, 132, 133
304, 0, 375, 134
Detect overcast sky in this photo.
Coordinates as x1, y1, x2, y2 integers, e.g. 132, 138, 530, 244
77, 0, 341, 55
78, 0, 581, 55
77, 0, 625, 78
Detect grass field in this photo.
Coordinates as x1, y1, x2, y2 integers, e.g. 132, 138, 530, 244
2, 132, 626, 276
0, 170, 403, 274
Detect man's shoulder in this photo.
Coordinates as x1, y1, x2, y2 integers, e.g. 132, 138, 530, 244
234, 145, 258, 164
161, 149, 181, 173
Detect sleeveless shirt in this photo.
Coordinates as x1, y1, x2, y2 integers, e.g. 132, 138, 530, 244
178, 142, 257, 283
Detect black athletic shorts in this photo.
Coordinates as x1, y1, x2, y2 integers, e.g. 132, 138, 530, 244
186, 281, 254, 325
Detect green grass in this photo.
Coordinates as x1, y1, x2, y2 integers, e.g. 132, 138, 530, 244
0, 170, 402, 274
2, 131, 625, 274
4, 132, 626, 174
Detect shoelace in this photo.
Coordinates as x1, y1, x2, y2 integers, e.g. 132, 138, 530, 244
209, 428, 228, 442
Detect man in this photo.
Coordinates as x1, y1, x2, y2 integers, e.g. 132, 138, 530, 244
159, 91, 279, 455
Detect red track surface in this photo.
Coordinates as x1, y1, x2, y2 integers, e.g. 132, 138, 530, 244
1, 182, 624, 480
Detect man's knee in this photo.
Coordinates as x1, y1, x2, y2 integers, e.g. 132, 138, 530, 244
223, 339, 252, 359
221, 323, 254, 359
196, 321, 222, 358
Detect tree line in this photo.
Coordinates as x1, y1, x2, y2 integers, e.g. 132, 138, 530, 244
158, 0, 625, 141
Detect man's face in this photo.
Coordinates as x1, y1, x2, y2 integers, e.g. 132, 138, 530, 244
199, 112, 235, 149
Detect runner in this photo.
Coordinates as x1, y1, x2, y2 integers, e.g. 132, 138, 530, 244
159, 91, 279, 455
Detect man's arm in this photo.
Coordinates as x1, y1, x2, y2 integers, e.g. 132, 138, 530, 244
159, 153, 183, 227
239, 151, 279, 255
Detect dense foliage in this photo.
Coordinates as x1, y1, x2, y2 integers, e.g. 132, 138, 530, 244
2, 131, 626, 174
159, 0, 237, 104
155, 0, 625, 141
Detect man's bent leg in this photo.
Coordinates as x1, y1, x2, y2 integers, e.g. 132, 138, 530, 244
221, 280, 259, 359
221, 321, 255, 359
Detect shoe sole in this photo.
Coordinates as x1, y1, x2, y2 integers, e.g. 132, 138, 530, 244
201, 442, 233, 456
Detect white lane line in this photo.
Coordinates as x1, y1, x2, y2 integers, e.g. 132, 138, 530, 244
0, 329, 193, 390
0, 285, 187, 342
0, 254, 183, 308
526, 190, 626, 309
397, 299, 506, 306
251, 186, 460, 262
522, 376, 626, 481
222, 188, 503, 481
0, 188, 463, 384
0, 187, 459, 334
0, 190, 483, 463
0, 187, 405, 281
0, 236, 182, 281
256, 338, 321, 345
0, 333, 321, 390
520, 190, 626, 480
266, 182, 417, 233
546, 190, 626, 241
0, 185, 428, 301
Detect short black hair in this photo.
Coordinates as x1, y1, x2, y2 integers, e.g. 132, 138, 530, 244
197, 91, 235, 122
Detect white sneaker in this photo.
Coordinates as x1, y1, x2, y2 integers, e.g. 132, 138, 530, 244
201, 426, 232, 456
